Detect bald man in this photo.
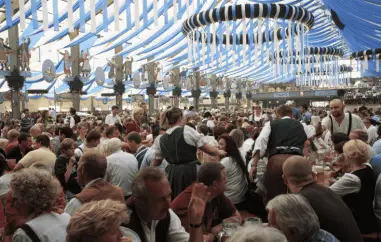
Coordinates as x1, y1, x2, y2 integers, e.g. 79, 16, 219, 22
282, 156, 363, 242
322, 99, 364, 136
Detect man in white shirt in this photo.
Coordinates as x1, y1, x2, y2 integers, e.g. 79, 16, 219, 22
321, 99, 364, 136
250, 105, 307, 202
203, 111, 215, 131
104, 138, 138, 197
105, 105, 122, 125
74, 130, 101, 159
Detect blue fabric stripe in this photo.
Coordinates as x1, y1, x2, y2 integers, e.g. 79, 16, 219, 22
164, 0, 168, 24
79, 0, 85, 32
31, 0, 38, 29
126, 0, 132, 30
5, 0, 12, 27
143, 0, 148, 26
103, 0, 108, 32
53, 0, 59, 31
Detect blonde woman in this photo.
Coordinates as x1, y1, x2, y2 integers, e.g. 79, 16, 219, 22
330, 139, 378, 234
151, 107, 226, 199
66, 199, 134, 242
125, 107, 144, 135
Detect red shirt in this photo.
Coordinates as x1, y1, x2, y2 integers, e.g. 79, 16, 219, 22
5, 141, 18, 156
125, 120, 141, 135
171, 183, 237, 234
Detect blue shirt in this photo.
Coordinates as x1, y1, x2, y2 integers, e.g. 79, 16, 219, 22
370, 153, 381, 178
373, 139, 381, 155
308, 229, 340, 242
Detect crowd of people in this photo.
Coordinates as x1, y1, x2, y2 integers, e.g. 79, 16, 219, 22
0, 99, 380, 241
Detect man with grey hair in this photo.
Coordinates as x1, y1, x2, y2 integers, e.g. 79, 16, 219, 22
282, 156, 363, 242
229, 226, 287, 242
123, 167, 208, 242
267, 194, 339, 242
104, 137, 138, 198
349, 128, 369, 143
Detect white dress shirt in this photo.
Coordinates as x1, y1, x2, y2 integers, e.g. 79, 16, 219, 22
105, 150, 139, 196
138, 209, 189, 242
367, 125, 378, 145
206, 120, 215, 130
152, 126, 207, 160
105, 113, 122, 125
254, 116, 306, 157
303, 123, 316, 139
12, 212, 70, 242
69, 116, 75, 128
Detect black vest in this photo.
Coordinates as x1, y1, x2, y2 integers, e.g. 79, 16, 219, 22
159, 127, 197, 164
123, 205, 171, 242
268, 118, 307, 157
342, 166, 379, 234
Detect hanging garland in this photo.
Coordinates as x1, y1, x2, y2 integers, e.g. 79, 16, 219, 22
235, 92, 242, 99
146, 83, 157, 96
224, 90, 231, 98
172, 86, 182, 97
113, 82, 126, 95
6, 68, 25, 90
209, 90, 218, 99
68, 76, 83, 93
350, 48, 381, 72
191, 89, 201, 99
27, 89, 49, 94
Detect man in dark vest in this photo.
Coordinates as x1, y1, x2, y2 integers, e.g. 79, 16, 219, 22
283, 156, 363, 242
123, 167, 207, 242
250, 105, 307, 202
64, 150, 125, 215
126, 131, 149, 169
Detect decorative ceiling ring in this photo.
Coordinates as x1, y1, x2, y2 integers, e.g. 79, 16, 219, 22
272, 46, 345, 60
181, 3, 315, 37
188, 23, 301, 45
350, 48, 381, 60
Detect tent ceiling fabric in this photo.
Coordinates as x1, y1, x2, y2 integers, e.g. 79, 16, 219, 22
0, 0, 379, 99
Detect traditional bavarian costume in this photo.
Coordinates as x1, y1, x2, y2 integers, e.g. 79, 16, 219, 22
152, 125, 206, 199
255, 117, 307, 202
